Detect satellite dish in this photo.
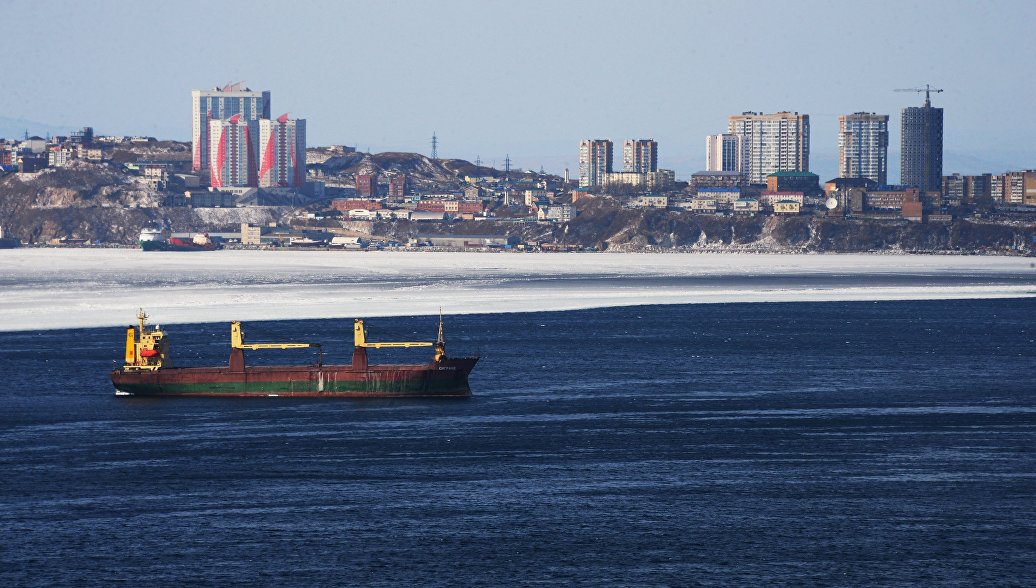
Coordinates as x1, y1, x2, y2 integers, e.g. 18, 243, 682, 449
826, 197, 838, 210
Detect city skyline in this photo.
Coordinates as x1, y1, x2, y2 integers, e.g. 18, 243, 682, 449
4, 0, 1036, 180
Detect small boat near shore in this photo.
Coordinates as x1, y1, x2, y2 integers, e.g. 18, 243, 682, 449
139, 225, 219, 251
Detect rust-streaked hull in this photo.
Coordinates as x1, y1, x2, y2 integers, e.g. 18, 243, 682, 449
111, 357, 478, 398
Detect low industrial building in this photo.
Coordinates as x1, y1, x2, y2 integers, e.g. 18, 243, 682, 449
417, 234, 519, 248
759, 191, 805, 207
682, 198, 718, 213
631, 195, 669, 208
410, 211, 446, 222
824, 177, 878, 196
766, 171, 821, 195
732, 197, 760, 214
539, 204, 575, 222
691, 170, 746, 192
773, 200, 802, 215
697, 187, 741, 207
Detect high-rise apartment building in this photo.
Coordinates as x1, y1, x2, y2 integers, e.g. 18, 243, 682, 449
355, 173, 376, 197
942, 173, 965, 204
258, 114, 306, 188
387, 174, 408, 197
900, 93, 943, 192
705, 133, 746, 174
838, 112, 889, 185
942, 173, 995, 205
990, 174, 1006, 203
192, 83, 270, 172
1001, 170, 1036, 206
209, 115, 257, 188
727, 111, 810, 184
965, 174, 992, 204
579, 139, 613, 187
623, 139, 658, 173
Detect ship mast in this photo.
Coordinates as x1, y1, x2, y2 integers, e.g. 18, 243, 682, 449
437, 308, 444, 345
434, 308, 446, 362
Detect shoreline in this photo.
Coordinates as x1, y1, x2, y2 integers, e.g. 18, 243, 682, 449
2, 249, 1035, 332
4, 242, 1036, 256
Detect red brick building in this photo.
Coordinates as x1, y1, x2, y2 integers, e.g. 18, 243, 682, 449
416, 200, 447, 213
901, 200, 923, 221
864, 187, 920, 210
388, 174, 408, 197
331, 199, 383, 212
355, 174, 376, 197
456, 201, 483, 214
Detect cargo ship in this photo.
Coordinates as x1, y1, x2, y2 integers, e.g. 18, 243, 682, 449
139, 226, 219, 251
0, 226, 20, 249
111, 310, 478, 398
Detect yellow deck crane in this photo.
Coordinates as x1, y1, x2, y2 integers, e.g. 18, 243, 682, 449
229, 321, 320, 371
352, 313, 448, 370
231, 321, 319, 351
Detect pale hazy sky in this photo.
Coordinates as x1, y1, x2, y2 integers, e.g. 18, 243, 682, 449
3, 0, 1034, 180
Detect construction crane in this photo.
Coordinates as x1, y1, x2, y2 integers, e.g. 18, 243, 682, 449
895, 84, 943, 106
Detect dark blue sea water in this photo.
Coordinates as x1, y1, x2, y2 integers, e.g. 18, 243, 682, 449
1, 300, 1034, 586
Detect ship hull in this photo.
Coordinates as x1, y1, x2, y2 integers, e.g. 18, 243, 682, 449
140, 239, 218, 252
111, 357, 478, 398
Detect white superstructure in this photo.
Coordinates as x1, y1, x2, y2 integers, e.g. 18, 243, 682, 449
258, 115, 307, 188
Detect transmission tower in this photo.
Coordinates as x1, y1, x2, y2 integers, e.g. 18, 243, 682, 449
430, 132, 438, 160
503, 154, 513, 206
475, 155, 481, 167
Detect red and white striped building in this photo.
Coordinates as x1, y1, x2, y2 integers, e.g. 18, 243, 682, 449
258, 114, 306, 188
208, 114, 258, 188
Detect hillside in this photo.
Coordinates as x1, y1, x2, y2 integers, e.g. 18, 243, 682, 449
308, 148, 535, 193
374, 196, 1035, 254
1, 144, 1034, 253
0, 143, 540, 243
559, 198, 1034, 253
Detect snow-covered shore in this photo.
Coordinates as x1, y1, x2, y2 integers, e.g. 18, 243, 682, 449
1, 249, 1034, 332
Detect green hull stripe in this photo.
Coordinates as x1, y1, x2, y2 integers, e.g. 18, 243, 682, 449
115, 379, 470, 397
